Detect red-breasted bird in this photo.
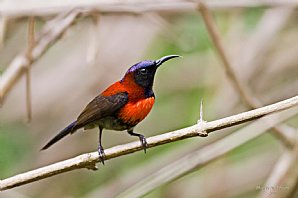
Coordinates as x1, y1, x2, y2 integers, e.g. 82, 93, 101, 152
41, 55, 180, 163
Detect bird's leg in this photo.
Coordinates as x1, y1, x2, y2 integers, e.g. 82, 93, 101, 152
127, 129, 148, 153
98, 127, 105, 165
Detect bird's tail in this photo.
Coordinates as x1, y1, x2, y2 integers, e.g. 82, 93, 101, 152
41, 121, 77, 150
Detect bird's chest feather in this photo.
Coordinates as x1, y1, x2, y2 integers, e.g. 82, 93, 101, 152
118, 97, 155, 126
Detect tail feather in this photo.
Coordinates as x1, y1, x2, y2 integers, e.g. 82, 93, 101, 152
41, 121, 77, 150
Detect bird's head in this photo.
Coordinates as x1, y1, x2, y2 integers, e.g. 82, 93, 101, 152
122, 55, 181, 89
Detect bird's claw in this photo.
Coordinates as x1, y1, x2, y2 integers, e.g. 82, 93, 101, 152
98, 145, 106, 165
139, 135, 148, 154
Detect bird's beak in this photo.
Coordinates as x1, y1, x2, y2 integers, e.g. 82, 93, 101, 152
155, 55, 181, 67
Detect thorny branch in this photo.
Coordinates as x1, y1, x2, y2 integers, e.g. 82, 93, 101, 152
1, 94, 298, 191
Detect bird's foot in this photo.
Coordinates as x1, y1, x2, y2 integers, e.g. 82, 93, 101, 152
138, 135, 148, 154
98, 145, 106, 165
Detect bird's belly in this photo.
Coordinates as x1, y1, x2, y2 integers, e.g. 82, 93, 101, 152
118, 97, 155, 126
84, 116, 129, 131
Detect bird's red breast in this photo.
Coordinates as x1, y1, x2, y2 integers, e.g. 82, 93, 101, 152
101, 72, 155, 126
117, 97, 154, 126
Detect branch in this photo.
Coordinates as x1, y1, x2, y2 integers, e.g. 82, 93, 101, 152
1, 95, 298, 191
197, 2, 295, 147
0, 10, 80, 104
1, 0, 298, 18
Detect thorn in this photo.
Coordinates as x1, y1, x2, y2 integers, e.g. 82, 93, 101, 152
198, 99, 206, 124
197, 98, 208, 137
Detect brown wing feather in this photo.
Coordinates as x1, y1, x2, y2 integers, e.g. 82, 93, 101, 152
74, 92, 128, 129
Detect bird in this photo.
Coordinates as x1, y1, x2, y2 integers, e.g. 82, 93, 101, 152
41, 55, 181, 164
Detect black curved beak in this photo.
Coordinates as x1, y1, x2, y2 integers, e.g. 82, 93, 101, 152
155, 55, 181, 67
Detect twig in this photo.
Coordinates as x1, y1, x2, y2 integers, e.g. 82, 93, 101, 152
0, 15, 7, 47
198, 2, 260, 107
1, 94, 298, 191
0, 0, 298, 18
0, 16, 7, 106
0, 10, 80, 104
25, 16, 35, 122
117, 107, 298, 198
197, 2, 295, 147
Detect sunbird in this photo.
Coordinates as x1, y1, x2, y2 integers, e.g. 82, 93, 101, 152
42, 55, 181, 164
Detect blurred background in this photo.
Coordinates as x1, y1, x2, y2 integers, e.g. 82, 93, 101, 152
1, 1, 298, 198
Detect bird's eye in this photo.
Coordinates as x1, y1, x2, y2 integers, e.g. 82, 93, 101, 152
139, 68, 148, 75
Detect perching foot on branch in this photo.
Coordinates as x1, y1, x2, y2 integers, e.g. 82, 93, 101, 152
128, 130, 148, 153
98, 145, 106, 165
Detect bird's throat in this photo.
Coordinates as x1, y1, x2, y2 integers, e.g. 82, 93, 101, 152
121, 73, 155, 99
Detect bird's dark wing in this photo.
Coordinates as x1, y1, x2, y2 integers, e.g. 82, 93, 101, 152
74, 92, 128, 129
